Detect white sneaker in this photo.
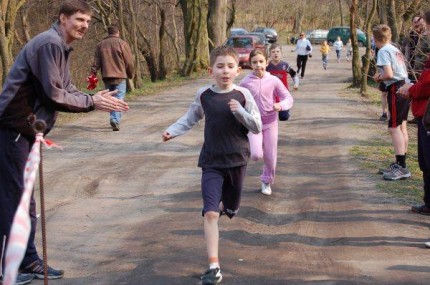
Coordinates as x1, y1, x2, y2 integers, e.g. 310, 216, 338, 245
261, 183, 272, 195
425, 241, 430, 248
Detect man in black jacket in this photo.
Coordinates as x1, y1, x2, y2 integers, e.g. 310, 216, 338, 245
0, 1, 128, 283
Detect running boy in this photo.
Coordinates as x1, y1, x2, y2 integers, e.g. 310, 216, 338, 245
319, 40, 331, 70
162, 46, 262, 285
266, 43, 299, 121
240, 49, 294, 195
372, 24, 411, 181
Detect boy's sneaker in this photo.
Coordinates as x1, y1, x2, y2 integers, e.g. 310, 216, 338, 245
201, 267, 222, 285
21, 259, 64, 280
379, 113, 387, 121
425, 241, 430, 248
0, 273, 34, 285
378, 162, 397, 175
382, 164, 411, 181
261, 183, 272, 196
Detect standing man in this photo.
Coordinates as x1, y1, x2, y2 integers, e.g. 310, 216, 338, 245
398, 10, 430, 217
0, 1, 129, 284
404, 15, 427, 82
91, 24, 134, 131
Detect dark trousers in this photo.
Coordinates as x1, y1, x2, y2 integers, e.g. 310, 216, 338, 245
0, 129, 39, 270
417, 120, 430, 206
296, 55, 308, 77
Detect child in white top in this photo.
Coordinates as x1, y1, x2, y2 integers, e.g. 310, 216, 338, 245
346, 38, 352, 61
333, 37, 344, 62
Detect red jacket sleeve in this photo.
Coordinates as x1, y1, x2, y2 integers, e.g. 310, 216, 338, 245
409, 69, 430, 100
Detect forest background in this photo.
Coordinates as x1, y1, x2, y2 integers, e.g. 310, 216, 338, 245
1, 0, 430, 93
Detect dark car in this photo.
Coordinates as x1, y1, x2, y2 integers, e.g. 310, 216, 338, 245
224, 35, 265, 68
251, 27, 278, 43
230, 28, 248, 37
327, 26, 366, 46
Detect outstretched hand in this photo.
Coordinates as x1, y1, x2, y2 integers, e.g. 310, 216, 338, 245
92, 89, 129, 112
162, 131, 172, 142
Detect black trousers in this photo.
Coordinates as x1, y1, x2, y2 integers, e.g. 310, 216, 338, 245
0, 128, 39, 270
296, 55, 309, 78
417, 120, 430, 206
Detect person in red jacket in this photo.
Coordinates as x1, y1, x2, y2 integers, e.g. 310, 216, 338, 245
398, 10, 430, 218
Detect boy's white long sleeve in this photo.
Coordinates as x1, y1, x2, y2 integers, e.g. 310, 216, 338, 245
165, 89, 204, 138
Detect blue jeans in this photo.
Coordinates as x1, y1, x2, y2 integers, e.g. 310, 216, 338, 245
322, 55, 328, 66
104, 80, 127, 124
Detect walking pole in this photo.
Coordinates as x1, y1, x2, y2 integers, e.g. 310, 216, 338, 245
33, 120, 49, 285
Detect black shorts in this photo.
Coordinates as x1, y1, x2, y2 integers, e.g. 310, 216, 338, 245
201, 165, 246, 219
378, 82, 388, 92
387, 81, 410, 128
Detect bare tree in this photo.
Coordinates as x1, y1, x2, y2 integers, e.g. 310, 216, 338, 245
180, 0, 209, 76
207, 0, 227, 51
386, 0, 399, 42
226, 0, 236, 35
349, 0, 362, 87
0, 0, 27, 84
360, 0, 378, 96
339, 0, 344, 26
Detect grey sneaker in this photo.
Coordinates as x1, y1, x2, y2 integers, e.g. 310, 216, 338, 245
21, 259, 64, 280
201, 267, 222, 285
382, 164, 411, 181
378, 162, 397, 175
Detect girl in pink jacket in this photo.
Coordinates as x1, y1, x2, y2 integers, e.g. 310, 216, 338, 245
240, 49, 294, 195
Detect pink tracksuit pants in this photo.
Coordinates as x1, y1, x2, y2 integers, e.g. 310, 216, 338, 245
248, 120, 278, 184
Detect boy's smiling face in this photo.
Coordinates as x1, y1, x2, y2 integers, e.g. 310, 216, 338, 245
209, 55, 241, 90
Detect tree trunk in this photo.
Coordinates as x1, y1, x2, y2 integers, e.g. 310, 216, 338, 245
386, 0, 398, 43
339, 0, 344, 26
207, 0, 227, 52
196, 1, 209, 70
0, 0, 27, 84
377, 0, 388, 24
125, 0, 142, 89
350, 0, 362, 87
226, 0, 236, 35
158, 7, 167, 80
360, 0, 378, 96
293, 1, 307, 34
180, 0, 208, 76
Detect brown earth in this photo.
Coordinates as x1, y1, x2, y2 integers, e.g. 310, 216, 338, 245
32, 46, 430, 285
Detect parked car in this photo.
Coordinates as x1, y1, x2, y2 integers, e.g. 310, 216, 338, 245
306, 29, 329, 44
251, 27, 278, 43
327, 26, 366, 46
247, 32, 270, 53
230, 27, 248, 36
224, 35, 265, 68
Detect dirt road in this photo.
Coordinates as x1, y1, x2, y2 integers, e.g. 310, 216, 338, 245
33, 47, 430, 285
